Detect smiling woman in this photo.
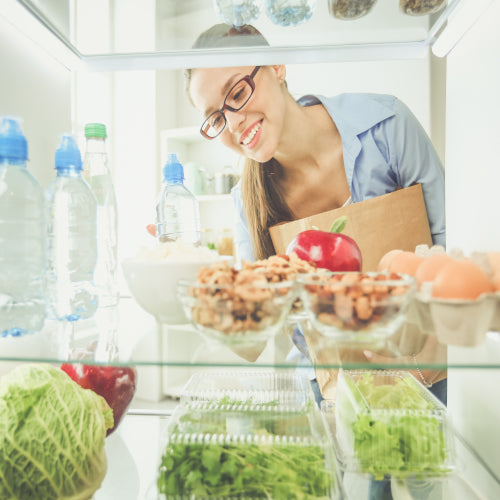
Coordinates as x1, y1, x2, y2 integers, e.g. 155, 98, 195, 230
183, 23, 446, 265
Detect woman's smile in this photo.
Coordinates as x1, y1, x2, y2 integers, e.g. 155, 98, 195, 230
240, 119, 262, 149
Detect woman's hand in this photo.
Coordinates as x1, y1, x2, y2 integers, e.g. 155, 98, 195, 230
364, 334, 447, 387
146, 224, 156, 237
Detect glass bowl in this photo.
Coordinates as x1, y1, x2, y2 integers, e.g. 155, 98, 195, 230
299, 272, 416, 342
328, 0, 378, 20
399, 0, 446, 16
177, 278, 299, 345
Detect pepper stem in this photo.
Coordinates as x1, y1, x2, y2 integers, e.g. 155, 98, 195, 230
329, 215, 348, 233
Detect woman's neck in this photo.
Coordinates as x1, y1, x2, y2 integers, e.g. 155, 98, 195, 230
275, 100, 342, 179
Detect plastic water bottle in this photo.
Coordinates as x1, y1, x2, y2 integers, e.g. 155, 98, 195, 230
83, 123, 118, 308
265, 0, 316, 26
45, 134, 98, 322
214, 0, 263, 27
156, 153, 201, 245
0, 116, 46, 337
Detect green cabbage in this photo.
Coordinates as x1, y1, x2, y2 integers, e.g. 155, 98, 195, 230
0, 364, 113, 500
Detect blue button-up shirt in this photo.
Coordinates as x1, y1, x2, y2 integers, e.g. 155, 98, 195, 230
231, 93, 446, 262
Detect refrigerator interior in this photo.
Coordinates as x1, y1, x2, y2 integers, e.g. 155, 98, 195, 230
1, 0, 500, 498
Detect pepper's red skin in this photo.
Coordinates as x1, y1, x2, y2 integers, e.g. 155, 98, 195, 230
286, 229, 362, 272
61, 363, 137, 436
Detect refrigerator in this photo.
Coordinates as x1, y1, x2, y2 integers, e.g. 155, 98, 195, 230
1, 0, 499, 498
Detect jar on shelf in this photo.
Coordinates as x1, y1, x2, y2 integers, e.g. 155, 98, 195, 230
328, 0, 377, 20
217, 228, 235, 256
399, 0, 447, 16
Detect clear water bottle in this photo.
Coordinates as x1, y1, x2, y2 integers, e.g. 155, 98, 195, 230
265, 0, 316, 26
83, 123, 118, 308
0, 116, 46, 337
45, 134, 98, 322
156, 153, 201, 245
214, 0, 263, 27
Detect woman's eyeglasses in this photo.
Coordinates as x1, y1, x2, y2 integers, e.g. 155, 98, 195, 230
200, 66, 261, 140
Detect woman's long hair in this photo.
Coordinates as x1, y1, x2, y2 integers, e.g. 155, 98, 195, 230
241, 157, 292, 260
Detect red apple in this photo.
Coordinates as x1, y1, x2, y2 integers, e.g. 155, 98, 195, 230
286, 216, 362, 272
61, 363, 137, 436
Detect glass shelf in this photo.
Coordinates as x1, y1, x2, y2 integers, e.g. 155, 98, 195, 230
13, 0, 463, 69
2, 296, 499, 370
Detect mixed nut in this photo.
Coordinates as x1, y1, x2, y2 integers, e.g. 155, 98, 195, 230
329, 0, 378, 20
303, 272, 414, 333
399, 0, 447, 16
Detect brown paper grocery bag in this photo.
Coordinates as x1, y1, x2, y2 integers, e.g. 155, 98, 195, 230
269, 184, 432, 271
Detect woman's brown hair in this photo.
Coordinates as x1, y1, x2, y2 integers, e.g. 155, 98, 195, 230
185, 23, 293, 260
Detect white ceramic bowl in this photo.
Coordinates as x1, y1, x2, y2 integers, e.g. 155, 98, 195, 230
122, 258, 223, 324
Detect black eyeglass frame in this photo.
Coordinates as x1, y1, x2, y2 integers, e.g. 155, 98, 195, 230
200, 66, 261, 140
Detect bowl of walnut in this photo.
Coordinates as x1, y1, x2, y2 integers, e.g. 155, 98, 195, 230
299, 272, 416, 342
177, 260, 300, 345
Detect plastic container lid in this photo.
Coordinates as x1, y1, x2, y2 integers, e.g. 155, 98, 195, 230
0, 116, 28, 161
162, 152, 184, 182
84, 123, 107, 139
181, 370, 316, 409
55, 134, 82, 171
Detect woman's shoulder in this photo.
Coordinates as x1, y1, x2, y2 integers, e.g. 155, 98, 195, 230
325, 93, 398, 114
309, 93, 400, 135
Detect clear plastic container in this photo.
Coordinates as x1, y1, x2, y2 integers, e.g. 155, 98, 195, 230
399, 0, 447, 16
180, 369, 316, 408
328, 0, 377, 20
156, 400, 341, 499
333, 370, 455, 479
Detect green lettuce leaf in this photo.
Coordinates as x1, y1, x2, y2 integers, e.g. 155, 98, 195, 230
348, 373, 449, 479
0, 364, 113, 500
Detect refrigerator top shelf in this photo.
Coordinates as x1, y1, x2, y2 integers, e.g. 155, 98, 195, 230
8, 0, 467, 70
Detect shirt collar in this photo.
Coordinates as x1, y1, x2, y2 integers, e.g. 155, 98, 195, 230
297, 93, 395, 186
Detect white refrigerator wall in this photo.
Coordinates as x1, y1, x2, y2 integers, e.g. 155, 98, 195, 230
445, 0, 500, 486
0, 16, 71, 187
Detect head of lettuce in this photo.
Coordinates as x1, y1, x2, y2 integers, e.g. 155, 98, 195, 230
0, 363, 113, 500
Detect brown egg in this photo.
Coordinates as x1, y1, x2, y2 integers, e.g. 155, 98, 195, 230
378, 249, 403, 272
388, 251, 425, 277
415, 253, 454, 289
432, 259, 495, 299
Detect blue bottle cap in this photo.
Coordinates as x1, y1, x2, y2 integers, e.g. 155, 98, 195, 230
55, 134, 82, 171
0, 116, 28, 161
163, 152, 184, 182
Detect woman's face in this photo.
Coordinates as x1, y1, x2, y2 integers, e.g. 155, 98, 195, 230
189, 65, 287, 163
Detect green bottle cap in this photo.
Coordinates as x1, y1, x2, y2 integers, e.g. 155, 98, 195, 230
84, 123, 107, 139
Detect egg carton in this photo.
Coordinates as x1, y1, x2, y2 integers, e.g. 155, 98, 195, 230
406, 291, 500, 347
